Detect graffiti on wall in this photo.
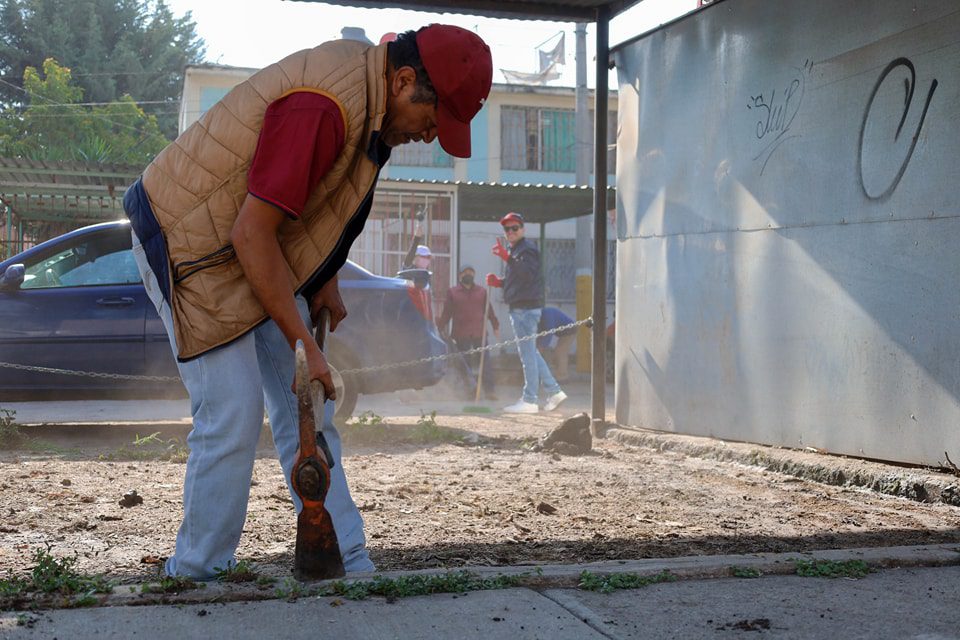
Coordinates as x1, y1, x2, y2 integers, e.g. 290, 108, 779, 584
747, 59, 812, 175
857, 57, 938, 201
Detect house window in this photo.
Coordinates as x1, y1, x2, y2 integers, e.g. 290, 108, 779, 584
501, 106, 616, 173
501, 106, 575, 172
389, 139, 454, 167
199, 87, 230, 118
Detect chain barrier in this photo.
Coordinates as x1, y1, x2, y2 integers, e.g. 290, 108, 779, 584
0, 317, 593, 381
0, 362, 180, 382
338, 316, 592, 376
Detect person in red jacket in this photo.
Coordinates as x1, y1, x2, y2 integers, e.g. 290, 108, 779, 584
438, 265, 499, 398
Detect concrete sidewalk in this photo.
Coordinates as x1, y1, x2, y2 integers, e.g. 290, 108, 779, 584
2, 544, 959, 639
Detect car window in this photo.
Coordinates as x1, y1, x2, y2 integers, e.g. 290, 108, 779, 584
21, 231, 142, 289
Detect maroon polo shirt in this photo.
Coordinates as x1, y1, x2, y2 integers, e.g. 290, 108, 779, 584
247, 91, 346, 218
438, 284, 500, 341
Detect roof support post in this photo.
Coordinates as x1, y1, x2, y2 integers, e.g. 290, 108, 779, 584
590, 5, 609, 437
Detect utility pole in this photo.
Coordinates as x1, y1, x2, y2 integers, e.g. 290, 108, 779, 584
574, 22, 593, 373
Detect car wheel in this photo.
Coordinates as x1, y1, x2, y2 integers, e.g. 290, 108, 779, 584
326, 339, 359, 424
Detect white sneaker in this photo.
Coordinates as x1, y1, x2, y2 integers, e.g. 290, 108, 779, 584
543, 390, 568, 412
503, 400, 539, 414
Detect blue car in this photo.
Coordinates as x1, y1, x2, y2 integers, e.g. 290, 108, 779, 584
0, 221, 447, 418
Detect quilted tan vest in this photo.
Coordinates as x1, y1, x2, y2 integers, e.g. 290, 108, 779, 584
141, 40, 388, 360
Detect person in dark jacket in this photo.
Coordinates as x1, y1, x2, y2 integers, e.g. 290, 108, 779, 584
537, 306, 577, 382
486, 212, 567, 414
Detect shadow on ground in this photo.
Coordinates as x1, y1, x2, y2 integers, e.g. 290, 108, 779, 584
4, 420, 541, 462
251, 528, 960, 575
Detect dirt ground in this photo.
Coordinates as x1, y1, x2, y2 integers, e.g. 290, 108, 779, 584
2, 409, 959, 584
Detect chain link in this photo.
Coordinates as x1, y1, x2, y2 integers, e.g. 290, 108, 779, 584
338, 317, 592, 376
0, 317, 593, 382
0, 361, 180, 382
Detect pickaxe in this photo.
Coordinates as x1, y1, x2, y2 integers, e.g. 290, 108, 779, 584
292, 309, 346, 580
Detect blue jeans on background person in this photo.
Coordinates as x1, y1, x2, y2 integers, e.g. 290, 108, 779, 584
131, 231, 373, 579
509, 308, 561, 405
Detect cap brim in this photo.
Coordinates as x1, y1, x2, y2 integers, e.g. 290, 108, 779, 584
436, 100, 471, 158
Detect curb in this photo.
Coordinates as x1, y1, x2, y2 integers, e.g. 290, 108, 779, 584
9, 544, 960, 611
606, 426, 960, 507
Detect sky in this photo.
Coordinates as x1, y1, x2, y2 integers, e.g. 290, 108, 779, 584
163, 0, 697, 88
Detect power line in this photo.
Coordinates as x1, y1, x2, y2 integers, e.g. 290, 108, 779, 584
0, 77, 164, 136
0, 70, 178, 80
0, 111, 181, 120
0, 99, 178, 108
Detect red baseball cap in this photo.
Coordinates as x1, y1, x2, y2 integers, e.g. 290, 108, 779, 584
500, 212, 524, 226
416, 25, 492, 159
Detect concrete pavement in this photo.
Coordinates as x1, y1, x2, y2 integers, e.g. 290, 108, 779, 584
2, 545, 959, 639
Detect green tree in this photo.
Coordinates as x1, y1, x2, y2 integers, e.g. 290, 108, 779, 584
0, 58, 168, 165
0, 0, 206, 139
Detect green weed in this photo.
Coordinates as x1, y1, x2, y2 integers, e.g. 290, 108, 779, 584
318, 571, 521, 601
578, 570, 676, 594
730, 566, 762, 578
141, 575, 198, 594
341, 411, 390, 445
28, 548, 112, 595
0, 547, 113, 610
0, 407, 21, 446
215, 560, 258, 583
410, 411, 460, 444
344, 410, 462, 446
70, 593, 100, 608
0, 575, 30, 601
132, 431, 163, 447
352, 411, 385, 426
274, 578, 306, 601
794, 559, 870, 579
99, 433, 189, 463
255, 575, 277, 588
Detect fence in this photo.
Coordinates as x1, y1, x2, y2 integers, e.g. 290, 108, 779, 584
543, 238, 616, 302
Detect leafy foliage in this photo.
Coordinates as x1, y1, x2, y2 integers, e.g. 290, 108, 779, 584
729, 565, 762, 578
411, 410, 460, 444
141, 574, 199, 594
214, 560, 258, 584
0, 0, 206, 139
0, 547, 113, 610
0, 406, 19, 446
0, 58, 169, 164
318, 571, 521, 601
578, 569, 676, 593
794, 558, 870, 579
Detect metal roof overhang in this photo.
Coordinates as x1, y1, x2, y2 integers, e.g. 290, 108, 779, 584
291, 0, 640, 21
382, 178, 614, 224
0, 158, 138, 223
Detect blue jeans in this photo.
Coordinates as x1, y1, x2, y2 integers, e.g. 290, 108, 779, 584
509, 308, 561, 404
132, 231, 373, 579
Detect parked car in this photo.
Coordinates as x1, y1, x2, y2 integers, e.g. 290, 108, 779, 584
0, 221, 447, 419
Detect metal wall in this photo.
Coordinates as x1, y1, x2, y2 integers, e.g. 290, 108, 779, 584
612, 0, 960, 466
